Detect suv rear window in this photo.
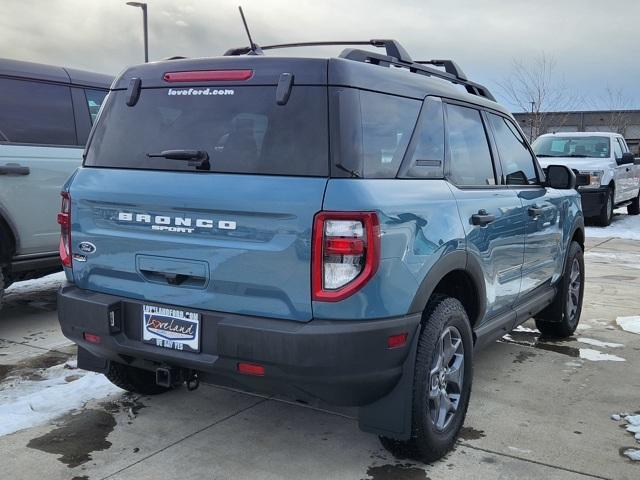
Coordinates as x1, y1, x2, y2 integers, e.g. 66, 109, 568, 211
84, 86, 328, 176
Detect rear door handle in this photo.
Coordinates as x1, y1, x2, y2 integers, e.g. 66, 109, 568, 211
471, 209, 496, 226
0, 163, 30, 175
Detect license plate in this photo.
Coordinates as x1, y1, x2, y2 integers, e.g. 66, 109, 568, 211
142, 305, 200, 353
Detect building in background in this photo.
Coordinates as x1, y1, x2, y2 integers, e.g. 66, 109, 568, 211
513, 110, 640, 154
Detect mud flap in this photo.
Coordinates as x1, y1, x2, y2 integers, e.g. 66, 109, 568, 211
77, 346, 109, 374
357, 325, 420, 440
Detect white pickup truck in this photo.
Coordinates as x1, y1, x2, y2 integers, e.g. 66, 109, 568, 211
533, 132, 640, 226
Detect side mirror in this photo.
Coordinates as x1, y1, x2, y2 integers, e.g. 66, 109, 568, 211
620, 152, 635, 165
545, 164, 576, 190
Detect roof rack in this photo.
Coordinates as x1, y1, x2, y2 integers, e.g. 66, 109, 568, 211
224, 39, 412, 63
223, 38, 495, 102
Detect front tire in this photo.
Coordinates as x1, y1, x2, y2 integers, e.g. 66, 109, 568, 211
597, 187, 614, 226
0, 268, 8, 311
105, 361, 172, 395
380, 295, 473, 463
535, 241, 584, 338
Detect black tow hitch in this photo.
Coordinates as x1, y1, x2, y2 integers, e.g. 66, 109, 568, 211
155, 366, 200, 390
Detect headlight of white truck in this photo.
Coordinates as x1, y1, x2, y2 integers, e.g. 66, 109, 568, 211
579, 170, 604, 189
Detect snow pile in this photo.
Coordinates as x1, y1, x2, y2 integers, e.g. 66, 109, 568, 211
578, 348, 625, 362
3, 271, 66, 297
0, 360, 122, 437
616, 316, 640, 334
586, 210, 640, 240
611, 413, 640, 461
577, 337, 624, 348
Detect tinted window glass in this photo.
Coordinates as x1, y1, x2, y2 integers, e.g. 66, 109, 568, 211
401, 98, 444, 178
85, 86, 328, 176
85, 89, 108, 124
617, 137, 628, 154
0, 78, 76, 145
489, 114, 537, 185
446, 104, 495, 186
360, 91, 420, 177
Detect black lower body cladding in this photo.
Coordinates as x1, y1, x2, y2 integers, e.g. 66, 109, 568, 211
578, 187, 609, 218
57, 284, 421, 407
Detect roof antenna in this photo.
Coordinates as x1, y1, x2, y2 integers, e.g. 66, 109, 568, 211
238, 6, 262, 55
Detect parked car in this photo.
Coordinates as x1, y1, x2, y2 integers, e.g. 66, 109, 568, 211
56, 40, 584, 462
533, 132, 640, 226
0, 58, 112, 307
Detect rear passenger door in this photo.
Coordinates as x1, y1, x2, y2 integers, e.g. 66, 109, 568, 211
616, 137, 638, 201
444, 103, 525, 322
486, 113, 562, 298
0, 78, 82, 255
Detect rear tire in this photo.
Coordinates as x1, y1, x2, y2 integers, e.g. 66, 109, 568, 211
627, 192, 640, 215
0, 269, 5, 311
105, 361, 172, 395
534, 241, 584, 338
379, 295, 473, 463
596, 187, 614, 226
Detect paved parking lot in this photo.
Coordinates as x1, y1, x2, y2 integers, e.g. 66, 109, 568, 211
1, 234, 639, 480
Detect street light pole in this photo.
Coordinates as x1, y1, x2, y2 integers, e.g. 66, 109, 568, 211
529, 100, 536, 142
126, 2, 148, 63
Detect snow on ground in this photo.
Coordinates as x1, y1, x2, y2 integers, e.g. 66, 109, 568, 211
577, 337, 624, 348
585, 209, 640, 240
578, 348, 625, 362
612, 414, 640, 460
4, 271, 66, 297
0, 359, 122, 437
616, 316, 640, 334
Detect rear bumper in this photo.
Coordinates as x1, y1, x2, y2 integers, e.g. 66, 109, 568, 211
57, 285, 421, 407
578, 187, 608, 217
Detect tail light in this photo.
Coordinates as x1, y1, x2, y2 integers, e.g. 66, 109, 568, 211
312, 212, 380, 302
57, 191, 71, 268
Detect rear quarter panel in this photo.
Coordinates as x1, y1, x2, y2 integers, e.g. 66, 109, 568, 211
316, 179, 465, 320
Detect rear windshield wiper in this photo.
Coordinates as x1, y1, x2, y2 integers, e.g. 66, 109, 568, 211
147, 150, 208, 161
147, 150, 210, 170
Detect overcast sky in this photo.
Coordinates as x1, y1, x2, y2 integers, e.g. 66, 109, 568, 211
2, 0, 639, 111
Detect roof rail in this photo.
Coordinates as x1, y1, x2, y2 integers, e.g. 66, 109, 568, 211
415, 60, 467, 82
339, 48, 495, 101
224, 39, 413, 63
223, 38, 495, 102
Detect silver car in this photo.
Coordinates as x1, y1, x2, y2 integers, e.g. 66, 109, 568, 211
0, 58, 112, 306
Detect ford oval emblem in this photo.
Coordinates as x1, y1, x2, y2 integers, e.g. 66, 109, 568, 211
78, 242, 97, 254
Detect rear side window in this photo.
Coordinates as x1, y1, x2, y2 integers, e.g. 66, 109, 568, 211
446, 104, 495, 186
488, 114, 538, 185
0, 77, 76, 145
360, 91, 421, 177
84, 89, 108, 124
399, 97, 445, 178
85, 86, 328, 176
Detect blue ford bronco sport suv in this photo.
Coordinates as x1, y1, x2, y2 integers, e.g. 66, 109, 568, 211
57, 39, 584, 461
